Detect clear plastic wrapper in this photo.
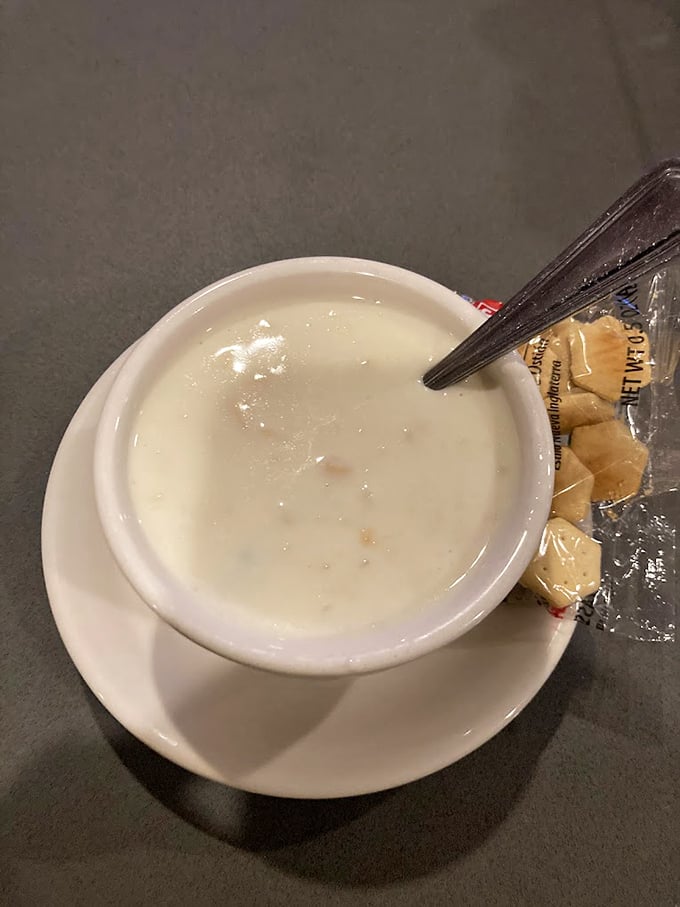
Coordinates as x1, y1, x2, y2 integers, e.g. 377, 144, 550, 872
470, 266, 679, 642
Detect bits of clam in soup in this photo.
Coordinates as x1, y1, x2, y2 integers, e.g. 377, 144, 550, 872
128, 297, 520, 635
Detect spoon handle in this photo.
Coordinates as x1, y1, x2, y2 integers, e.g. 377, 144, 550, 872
424, 159, 680, 390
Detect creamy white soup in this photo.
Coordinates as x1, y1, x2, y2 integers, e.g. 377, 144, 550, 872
128, 296, 520, 636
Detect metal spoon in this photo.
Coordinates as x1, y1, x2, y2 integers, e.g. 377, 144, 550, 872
423, 159, 680, 390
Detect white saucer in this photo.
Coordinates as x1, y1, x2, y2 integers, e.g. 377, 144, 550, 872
42, 353, 575, 799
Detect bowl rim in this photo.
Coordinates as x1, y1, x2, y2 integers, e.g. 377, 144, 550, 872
94, 257, 554, 676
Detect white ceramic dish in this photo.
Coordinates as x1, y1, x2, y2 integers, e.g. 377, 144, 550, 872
94, 258, 554, 676
42, 353, 574, 798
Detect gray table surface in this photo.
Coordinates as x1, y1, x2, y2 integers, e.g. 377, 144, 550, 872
3, 2, 679, 904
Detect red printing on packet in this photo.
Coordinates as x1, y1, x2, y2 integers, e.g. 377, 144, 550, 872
472, 298, 503, 316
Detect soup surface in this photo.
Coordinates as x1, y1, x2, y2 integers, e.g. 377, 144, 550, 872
128, 296, 520, 635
